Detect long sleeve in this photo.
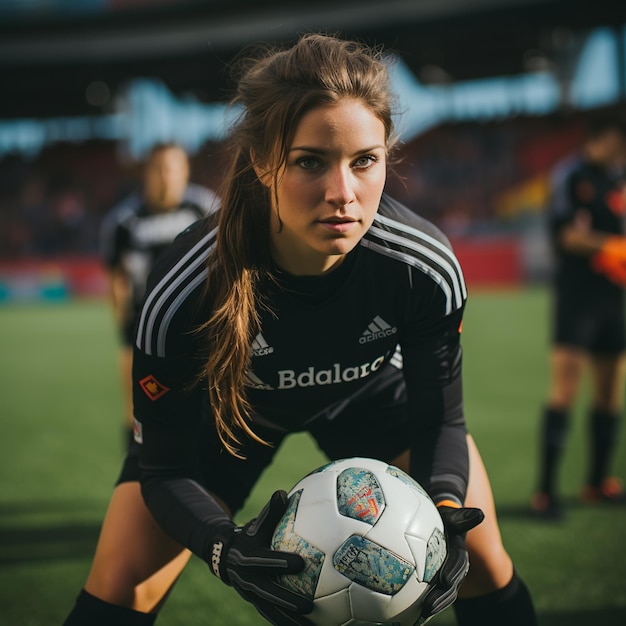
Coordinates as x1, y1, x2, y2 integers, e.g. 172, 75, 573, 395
401, 281, 468, 506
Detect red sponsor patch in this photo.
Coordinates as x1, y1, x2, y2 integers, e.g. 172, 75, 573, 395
139, 375, 170, 401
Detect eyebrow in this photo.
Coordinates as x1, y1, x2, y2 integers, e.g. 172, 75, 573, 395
289, 145, 386, 155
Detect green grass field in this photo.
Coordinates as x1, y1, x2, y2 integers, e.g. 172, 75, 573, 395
1, 288, 626, 625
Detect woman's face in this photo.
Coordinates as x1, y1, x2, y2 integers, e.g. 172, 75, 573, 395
267, 99, 387, 275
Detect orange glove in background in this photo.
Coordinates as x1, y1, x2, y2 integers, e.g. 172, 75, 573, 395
592, 236, 626, 287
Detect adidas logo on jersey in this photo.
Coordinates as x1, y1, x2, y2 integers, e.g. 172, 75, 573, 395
252, 332, 274, 357
359, 315, 397, 344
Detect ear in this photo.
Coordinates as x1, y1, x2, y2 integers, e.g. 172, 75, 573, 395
250, 150, 273, 188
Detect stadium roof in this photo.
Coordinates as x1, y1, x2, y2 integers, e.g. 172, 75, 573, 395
1, 0, 625, 119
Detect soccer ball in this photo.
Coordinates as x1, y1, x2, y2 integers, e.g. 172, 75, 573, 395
271, 457, 446, 626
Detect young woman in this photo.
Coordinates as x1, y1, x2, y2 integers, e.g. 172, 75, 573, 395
64, 34, 537, 625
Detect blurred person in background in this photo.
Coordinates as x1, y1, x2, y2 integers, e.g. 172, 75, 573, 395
532, 116, 626, 519
62, 143, 219, 622
100, 142, 219, 446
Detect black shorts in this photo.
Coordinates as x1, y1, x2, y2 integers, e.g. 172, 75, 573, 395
116, 436, 142, 483
116, 365, 410, 516
553, 290, 626, 354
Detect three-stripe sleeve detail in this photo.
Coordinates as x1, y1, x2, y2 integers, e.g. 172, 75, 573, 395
136, 227, 217, 357
361, 214, 466, 315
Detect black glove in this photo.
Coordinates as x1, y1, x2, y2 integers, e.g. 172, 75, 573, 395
420, 505, 485, 620
210, 490, 314, 626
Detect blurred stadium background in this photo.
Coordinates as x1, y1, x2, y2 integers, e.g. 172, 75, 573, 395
1, 1, 626, 625
2, 0, 626, 296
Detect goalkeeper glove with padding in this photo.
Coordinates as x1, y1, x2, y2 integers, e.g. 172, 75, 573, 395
419, 505, 485, 620
592, 236, 626, 287
209, 490, 314, 626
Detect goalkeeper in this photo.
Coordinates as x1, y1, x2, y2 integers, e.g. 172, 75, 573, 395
532, 116, 626, 518
64, 33, 537, 626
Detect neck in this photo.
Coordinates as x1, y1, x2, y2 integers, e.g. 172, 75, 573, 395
271, 247, 345, 276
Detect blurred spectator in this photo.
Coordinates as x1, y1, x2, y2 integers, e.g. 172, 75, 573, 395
0, 143, 128, 258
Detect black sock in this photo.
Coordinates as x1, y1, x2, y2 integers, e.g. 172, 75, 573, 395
453, 570, 537, 626
63, 589, 157, 626
538, 406, 570, 496
588, 409, 621, 487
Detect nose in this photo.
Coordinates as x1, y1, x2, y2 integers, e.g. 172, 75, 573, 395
325, 165, 356, 209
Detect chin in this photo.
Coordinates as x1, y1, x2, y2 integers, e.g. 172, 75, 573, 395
323, 240, 359, 257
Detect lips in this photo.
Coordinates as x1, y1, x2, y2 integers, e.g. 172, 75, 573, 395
318, 217, 358, 232
319, 216, 357, 225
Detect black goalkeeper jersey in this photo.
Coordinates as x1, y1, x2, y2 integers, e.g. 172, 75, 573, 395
132, 193, 469, 553
548, 155, 626, 298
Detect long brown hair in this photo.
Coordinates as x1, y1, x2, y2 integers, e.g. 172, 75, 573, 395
200, 33, 397, 456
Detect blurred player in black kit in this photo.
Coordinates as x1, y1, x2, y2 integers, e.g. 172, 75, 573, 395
532, 116, 626, 519
71, 143, 219, 616
64, 34, 537, 626
100, 143, 219, 442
